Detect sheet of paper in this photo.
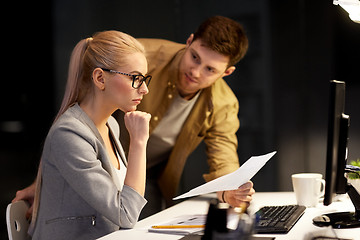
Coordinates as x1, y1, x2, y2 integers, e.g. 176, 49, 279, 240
148, 214, 206, 235
173, 151, 276, 200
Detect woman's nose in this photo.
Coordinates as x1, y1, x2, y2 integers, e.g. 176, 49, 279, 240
139, 82, 149, 95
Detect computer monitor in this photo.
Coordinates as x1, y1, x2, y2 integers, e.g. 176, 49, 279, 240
313, 80, 360, 228
324, 80, 349, 204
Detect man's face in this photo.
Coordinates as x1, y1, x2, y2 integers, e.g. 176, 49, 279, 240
177, 36, 235, 99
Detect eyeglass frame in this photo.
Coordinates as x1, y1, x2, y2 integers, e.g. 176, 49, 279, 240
101, 68, 152, 89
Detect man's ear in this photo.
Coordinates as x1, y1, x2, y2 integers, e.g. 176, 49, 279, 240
186, 34, 194, 47
92, 68, 106, 91
222, 66, 236, 78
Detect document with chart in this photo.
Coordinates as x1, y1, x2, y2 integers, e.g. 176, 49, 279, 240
173, 151, 277, 200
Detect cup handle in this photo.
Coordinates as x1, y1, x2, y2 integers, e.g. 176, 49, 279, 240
318, 179, 326, 198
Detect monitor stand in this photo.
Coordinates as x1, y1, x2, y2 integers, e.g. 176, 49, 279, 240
313, 184, 360, 228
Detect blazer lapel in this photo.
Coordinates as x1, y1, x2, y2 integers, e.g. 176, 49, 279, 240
71, 104, 126, 190
72, 103, 105, 146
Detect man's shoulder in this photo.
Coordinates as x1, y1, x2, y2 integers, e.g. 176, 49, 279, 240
211, 78, 238, 104
137, 38, 185, 76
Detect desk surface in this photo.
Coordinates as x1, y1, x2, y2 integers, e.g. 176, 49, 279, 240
98, 192, 360, 240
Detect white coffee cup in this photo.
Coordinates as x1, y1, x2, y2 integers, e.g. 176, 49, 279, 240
291, 173, 326, 207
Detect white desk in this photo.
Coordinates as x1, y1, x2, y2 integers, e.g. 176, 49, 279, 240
98, 192, 360, 240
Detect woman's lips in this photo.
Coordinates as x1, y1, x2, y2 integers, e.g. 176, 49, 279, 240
132, 98, 142, 104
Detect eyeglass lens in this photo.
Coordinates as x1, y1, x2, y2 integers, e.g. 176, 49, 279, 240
133, 75, 151, 89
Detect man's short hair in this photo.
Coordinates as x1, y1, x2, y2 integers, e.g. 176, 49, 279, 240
193, 16, 248, 67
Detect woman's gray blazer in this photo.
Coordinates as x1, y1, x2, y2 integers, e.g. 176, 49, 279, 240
32, 104, 147, 239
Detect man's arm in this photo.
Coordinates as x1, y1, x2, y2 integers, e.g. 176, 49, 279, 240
203, 82, 255, 207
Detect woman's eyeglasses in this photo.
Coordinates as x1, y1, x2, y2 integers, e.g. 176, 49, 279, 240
102, 68, 152, 89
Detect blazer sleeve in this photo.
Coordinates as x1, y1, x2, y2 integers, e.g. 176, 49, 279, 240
46, 120, 146, 228
202, 83, 240, 182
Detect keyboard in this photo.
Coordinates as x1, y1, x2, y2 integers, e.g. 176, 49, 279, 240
255, 205, 306, 234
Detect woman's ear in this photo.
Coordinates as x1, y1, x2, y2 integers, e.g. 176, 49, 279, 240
92, 68, 106, 91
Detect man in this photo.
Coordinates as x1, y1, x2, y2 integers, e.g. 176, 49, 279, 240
13, 16, 255, 219
116, 16, 254, 218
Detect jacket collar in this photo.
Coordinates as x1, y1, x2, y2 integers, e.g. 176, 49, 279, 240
70, 103, 105, 146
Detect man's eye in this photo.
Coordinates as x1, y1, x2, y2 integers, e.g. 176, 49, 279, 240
191, 54, 200, 64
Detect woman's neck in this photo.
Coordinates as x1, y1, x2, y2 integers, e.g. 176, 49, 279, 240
79, 96, 113, 132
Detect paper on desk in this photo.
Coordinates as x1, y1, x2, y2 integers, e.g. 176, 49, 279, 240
173, 151, 276, 200
149, 214, 206, 235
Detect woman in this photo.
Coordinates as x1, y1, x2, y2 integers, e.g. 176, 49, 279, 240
31, 30, 151, 239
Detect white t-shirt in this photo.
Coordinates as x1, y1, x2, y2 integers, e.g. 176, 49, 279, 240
147, 91, 201, 168
113, 155, 127, 191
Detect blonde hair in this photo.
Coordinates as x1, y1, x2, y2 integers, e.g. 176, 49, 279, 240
31, 30, 145, 225
56, 30, 145, 122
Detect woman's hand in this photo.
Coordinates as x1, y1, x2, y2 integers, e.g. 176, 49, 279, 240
124, 111, 151, 143
124, 111, 151, 196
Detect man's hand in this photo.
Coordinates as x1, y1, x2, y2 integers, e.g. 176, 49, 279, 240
217, 181, 255, 208
12, 182, 36, 219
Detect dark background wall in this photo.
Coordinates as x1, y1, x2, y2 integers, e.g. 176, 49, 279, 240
1, 0, 359, 238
